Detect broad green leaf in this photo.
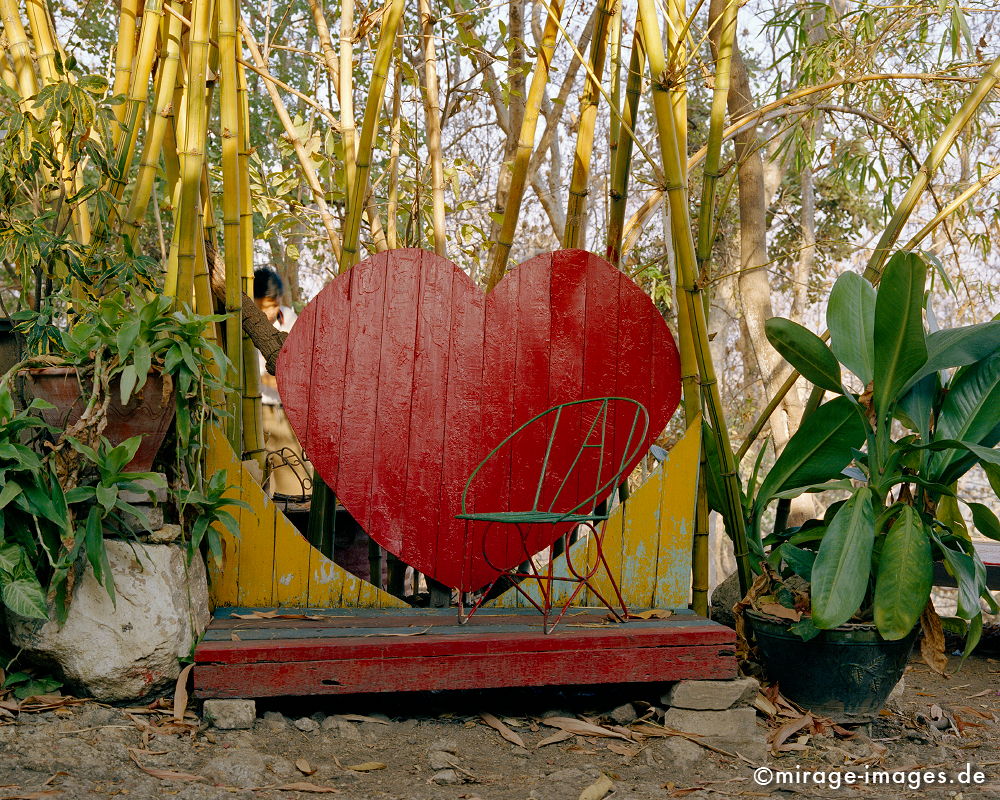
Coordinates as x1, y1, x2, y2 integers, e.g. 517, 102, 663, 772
2, 576, 48, 619
928, 352, 1000, 484
873, 507, 932, 640
96, 484, 117, 512
0, 543, 22, 573
810, 488, 875, 629
754, 397, 868, 512
771, 479, 854, 499
119, 363, 138, 406
904, 320, 1000, 391
935, 538, 980, 620
780, 543, 816, 581
968, 503, 1000, 542
872, 252, 927, 417
896, 373, 939, 441
0, 481, 22, 511
827, 271, 876, 385
765, 318, 842, 393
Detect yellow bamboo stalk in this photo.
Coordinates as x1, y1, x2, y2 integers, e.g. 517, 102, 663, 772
218, 0, 244, 448
419, 0, 447, 256
111, 0, 141, 133
111, 0, 166, 197
167, 0, 212, 304
606, 28, 645, 266
562, 0, 615, 249
340, 0, 406, 272
240, 21, 344, 264
1, 0, 39, 103
122, 2, 185, 243
484, 0, 565, 289
307, 0, 340, 97
386, 53, 402, 249
339, 0, 357, 223
637, 0, 752, 593
24, 0, 58, 83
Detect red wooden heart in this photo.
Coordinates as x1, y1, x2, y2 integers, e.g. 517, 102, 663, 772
277, 249, 681, 591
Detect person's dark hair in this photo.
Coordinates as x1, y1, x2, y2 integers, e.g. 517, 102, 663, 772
253, 268, 284, 301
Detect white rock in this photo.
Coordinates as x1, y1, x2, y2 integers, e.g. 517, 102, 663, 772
664, 678, 760, 711
7, 541, 209, 702
294, 716, 319, 732
203, 699, 256, 730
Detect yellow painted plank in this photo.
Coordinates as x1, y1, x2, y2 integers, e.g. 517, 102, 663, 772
207, 428, 404, 609
652, 420, 701, 608
492, 421, 701, 611
206, 427, 240, 606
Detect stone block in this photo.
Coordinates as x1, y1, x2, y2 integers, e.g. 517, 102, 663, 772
203, 699, 256, 730
662, 707, 766, 762
7, 541, 210, 702
664, 677, 760, 710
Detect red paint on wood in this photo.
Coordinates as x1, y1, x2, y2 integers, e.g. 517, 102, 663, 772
277, 248, 682, 591
195, 644, 735, 698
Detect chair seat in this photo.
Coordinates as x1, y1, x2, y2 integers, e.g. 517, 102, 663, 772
455, 511, 608, 524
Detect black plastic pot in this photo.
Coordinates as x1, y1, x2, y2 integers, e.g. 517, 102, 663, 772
748, 610, 917, 723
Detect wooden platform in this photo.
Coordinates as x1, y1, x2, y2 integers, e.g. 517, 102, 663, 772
193, 607, 736, 698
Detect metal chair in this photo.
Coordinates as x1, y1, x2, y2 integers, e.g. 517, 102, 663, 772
455, 396, 649, 632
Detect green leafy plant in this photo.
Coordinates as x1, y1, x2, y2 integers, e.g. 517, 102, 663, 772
726, 252, 999, 651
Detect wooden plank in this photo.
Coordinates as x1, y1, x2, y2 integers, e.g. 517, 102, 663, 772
194, 643, 736, 698
206, 427, 241, 606
235, 454, 278, 608
196, 621, 734, 664
369, 251, 421, 562
652, 420, 701, 608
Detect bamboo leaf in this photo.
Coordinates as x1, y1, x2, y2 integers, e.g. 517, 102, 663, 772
810, 488, 874, 629
827, 271, 876, 385
765, 318, 841, 393
872, 252, 927, 416
754, 397, 867, 512
874, 507, 932, 640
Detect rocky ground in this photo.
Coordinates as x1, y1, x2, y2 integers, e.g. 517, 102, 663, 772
2, 652, 1000, 800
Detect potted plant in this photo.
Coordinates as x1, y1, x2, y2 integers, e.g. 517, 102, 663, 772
715, 251, 1000, 721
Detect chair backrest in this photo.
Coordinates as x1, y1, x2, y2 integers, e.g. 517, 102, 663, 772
460, 397, 649, 522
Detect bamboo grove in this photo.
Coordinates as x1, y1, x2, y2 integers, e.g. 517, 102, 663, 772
2, 0, 999, 606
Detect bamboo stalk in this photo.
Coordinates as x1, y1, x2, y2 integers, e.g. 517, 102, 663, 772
637, 0, 752, 594
863, 54, 1000, 281
111, 0, 141, 133
240, 21, 344, 264
167, 0, 213, 304
339, 0, 357, 226
419, 0, 447, 256
484, 0, 565, 289
307, 0, 340, 94
386, 51, 402, 249
122, 2, 185, 244
340, 0, 406, 272
218, 0, 244, 449
606, 29, 645, 266
562, 0, 615, 249
905, 165, 1000, 250
24, 0, 58, 83
0, 0, 39, 105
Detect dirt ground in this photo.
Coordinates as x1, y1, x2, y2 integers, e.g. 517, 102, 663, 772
2, 650, 1000, 800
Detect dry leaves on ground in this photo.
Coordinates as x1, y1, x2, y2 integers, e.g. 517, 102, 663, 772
480, 713, 525, 748
295, 758, 317, 776
276, 782, 341, 793
542, 716, 632, 741
578, 774, 614, 800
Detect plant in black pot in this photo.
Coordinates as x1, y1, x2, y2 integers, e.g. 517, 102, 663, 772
722, 251, 1000, 722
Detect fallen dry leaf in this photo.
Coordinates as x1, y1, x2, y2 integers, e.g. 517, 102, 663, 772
535, 730, 574, 748
606, 741, 639, 758
920, 603, 949, 676
337, 714, 390, 725
0, 791, 60, 799
295, 758, 317, 776
344, 762, 386, 772
127, 747, 206, 782
756, 602, 801, 622
769, 714, 814, 753
480, 713, 525, 748
543, 716, 631, 741
578, 774, 614, 800
277, 782, 341, 793
629, 609, 673, 620
172, 663, 194, 722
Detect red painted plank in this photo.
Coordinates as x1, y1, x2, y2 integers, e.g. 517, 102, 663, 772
369, 251, 421, 559
195, 624, 734, 665
194, 644, 736, 698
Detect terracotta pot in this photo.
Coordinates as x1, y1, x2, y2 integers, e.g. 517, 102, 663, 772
21, 367, 175, 472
